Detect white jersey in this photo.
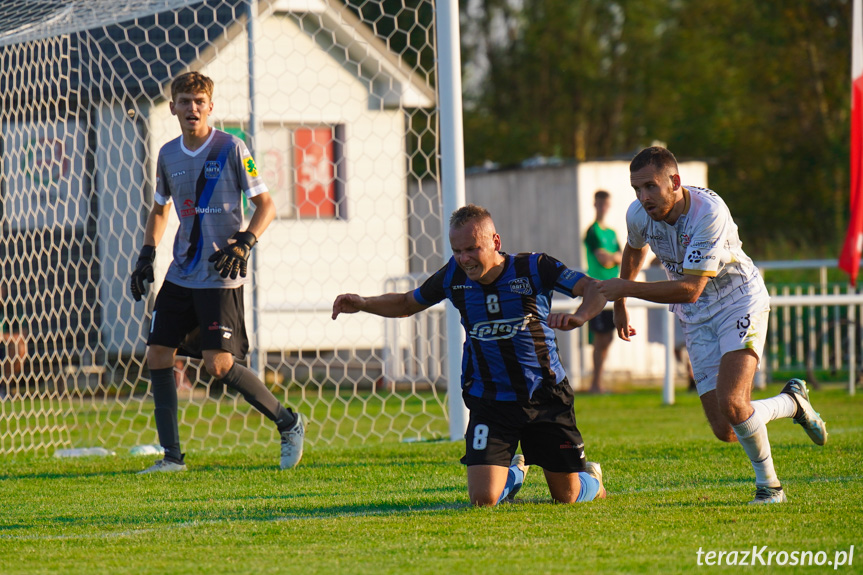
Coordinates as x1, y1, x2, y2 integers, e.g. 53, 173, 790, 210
626, 185, 768, 324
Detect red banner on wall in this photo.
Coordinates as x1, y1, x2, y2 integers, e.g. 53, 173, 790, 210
294, 127, 335, 218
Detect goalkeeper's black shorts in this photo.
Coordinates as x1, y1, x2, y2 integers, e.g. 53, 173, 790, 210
147, 280, 249, 360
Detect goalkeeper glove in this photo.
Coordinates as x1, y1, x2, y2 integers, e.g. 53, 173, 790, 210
130, 245, 156, 302
209, 230, 257, 279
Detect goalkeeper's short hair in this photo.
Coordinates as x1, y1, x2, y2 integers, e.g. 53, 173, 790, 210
171, 71, 214, 101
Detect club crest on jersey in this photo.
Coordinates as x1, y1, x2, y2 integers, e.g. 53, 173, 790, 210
244, 157, 258, 178
679, 232, 691, 246
468, 315, 533, 341
508, 277, 532, 295
204, 161, 222, 179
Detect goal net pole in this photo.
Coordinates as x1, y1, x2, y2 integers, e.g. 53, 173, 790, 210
435, 0, 469, 441
0, 0, 448, 454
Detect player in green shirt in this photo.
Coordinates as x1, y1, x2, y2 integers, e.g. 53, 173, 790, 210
583, 190, 621, 393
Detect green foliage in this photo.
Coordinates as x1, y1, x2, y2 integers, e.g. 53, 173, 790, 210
341, 0, 436, 80
1, 386, 859, 574
462, 0, 851, 255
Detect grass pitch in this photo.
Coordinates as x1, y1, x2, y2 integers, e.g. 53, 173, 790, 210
1, 384, 860, 574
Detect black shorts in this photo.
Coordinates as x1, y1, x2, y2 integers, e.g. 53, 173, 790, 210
147, 281, 249, 360
461, 381, 587, 473
588, 309, 616, 334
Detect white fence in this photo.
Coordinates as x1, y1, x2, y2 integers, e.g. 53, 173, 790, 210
382, 261, 863, 413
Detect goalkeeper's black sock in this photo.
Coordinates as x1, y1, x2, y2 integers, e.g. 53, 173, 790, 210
220, 363, 294, 429
274, 406, 298, 433
150, 367, 182, 462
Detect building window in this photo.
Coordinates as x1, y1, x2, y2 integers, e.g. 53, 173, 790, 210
254, 123, 346, 220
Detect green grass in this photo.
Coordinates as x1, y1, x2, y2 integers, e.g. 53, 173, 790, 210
0, 388, 450, 453
1, 384, 860, 574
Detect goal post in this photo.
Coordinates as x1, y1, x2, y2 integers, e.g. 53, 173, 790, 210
0, 0, 461, 455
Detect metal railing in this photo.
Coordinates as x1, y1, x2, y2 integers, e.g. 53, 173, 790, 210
382, 262, 862, 409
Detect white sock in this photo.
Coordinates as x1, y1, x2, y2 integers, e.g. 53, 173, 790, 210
732, 411, 780, 488
751, 393, 797, 423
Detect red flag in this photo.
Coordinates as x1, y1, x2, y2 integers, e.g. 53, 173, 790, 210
840, 0, 863, 285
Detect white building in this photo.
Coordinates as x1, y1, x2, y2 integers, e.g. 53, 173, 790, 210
42, 0, 436, 358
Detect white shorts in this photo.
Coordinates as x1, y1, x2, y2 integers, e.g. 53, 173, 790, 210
680, 294, 770, 397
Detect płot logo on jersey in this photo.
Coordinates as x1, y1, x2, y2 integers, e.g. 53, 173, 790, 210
244, 156, 258, 178
180, 198, 224, 218
469, 314, 533, 341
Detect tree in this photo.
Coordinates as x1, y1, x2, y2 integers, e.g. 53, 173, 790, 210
461, 0, 851, 255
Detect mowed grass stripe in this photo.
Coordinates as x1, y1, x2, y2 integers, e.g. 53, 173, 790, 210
0, 384, 859, 575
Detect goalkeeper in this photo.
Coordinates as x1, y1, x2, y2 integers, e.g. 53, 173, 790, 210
130, 72, 303, 473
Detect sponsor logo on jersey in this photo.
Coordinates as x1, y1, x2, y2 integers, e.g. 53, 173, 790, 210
687, 250, 716, 264
451, 284, 472, 290
646, 233, 663, 241
559, 441, 584, 450
180, 198, 224, 218
692, 239, 716, 249
508, 277, 532, 295
468, 315, 533, 341
204, 161, 222, 179
244, 156, 258, 178
559, 269, 582, 282
170, 170, 186, 178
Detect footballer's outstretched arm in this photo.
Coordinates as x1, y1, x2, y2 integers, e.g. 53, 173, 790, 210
332, 291, 429, 320
598, 240, 709, 304
607, 243, 649, 341
548, 276, 607, 331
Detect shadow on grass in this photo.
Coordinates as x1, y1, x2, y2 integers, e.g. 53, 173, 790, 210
0, 469, 132, 481
0, 498, 474, 541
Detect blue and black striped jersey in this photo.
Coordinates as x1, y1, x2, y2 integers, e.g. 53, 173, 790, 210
413, 252, 585, 403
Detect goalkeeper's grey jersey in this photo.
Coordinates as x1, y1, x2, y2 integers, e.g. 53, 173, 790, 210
626, 185, 768, 324
154, 129, 267, 289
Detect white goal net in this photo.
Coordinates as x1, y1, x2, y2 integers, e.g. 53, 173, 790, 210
0, 0, 448, 454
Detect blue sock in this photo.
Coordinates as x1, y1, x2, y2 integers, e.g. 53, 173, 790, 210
575, 472, 600, 502
496, 464, 526, 504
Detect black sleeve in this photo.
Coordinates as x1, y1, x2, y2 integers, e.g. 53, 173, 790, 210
414, 264, 448, 306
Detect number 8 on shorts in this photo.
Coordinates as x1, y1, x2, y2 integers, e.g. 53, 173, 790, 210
472, 424, 489, 450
